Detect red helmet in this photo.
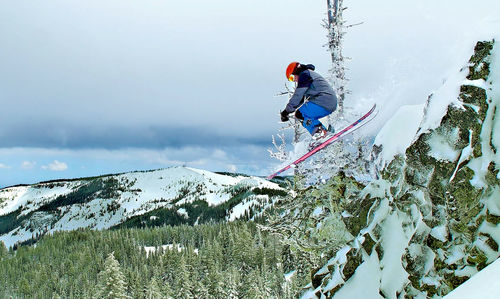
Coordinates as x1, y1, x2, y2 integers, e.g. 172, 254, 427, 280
286, 62, 299, 82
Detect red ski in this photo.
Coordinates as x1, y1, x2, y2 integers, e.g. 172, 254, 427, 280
267, 104, 377, 180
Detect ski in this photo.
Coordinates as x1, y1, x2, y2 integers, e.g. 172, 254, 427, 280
267, 104, 377, 180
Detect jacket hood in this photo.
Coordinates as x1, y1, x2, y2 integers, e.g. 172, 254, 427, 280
293, 63, 315, 74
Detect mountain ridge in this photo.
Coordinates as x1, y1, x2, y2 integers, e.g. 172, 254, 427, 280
0, 166, 286, 248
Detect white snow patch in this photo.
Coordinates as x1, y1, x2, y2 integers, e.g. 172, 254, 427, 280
360, 198, 390, 240
450, 130, 473, 182
478, 221, 500, 259
312, 207, 323, 218
462, 78, 487, 89
0, 184, 74, 216
430, 225, 448, 242
143, 244, 198, 257
474, 237, 499, 264
361, 179, 392, 200
327, 246, 351, 267
379, 211, 410, 298
445, 245, 465, 265
374, 104, 425, 164
444, 257, 500, 299
341, 211, 352, 218
177, 208, 188, 218
284, 270, 296, 282
427, 128, 460, 162
227, 197, 259, 221
454, 266, 478, 278
334, 252, 383, 299
421, 276, 440, 287
485, 186, 500, 216
323, 267, 344, 293
417, 67, 467, 136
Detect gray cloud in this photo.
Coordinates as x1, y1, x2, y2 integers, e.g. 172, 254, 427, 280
0, 122, 272, 149
0, 0, 327, 151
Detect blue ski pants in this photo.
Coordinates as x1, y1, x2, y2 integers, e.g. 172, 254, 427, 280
297, 102, 332, 135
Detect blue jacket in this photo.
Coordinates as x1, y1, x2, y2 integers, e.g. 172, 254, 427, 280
285, 65, 338, 113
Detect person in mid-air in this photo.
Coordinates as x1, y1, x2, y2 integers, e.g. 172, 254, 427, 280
280, 62, 338, 139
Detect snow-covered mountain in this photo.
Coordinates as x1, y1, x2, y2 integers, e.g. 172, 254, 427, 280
0, 166, 285, 248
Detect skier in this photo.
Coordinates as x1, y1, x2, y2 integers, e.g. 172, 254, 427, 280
280, 62, 338, 139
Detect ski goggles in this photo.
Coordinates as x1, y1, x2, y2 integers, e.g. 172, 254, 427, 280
288, 74, 296, 82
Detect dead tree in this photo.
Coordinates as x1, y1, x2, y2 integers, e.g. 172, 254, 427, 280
325, 0, 348, 115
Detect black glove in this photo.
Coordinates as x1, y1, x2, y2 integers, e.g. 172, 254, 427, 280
280, 110, 290, 122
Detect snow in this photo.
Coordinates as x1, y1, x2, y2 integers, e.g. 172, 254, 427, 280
490, 43, 500, 162
0, 184, 74, 216
323, 267, 344, 293
430, 225, 448, 243
445, 245, 466, 265
0, 167, 284, 248
360, 198, 390, 239
372, 41, 491, 167
333, 252, 383, 299
379, 212, 410, 298
443, 258, 500, 299
454, 266, 477, 278
284, 270, 296, 282
449, 130, 473, 182
322, 12, 500, 299
328, 246, 351, 266
466, 38, 500, 190
177, 208, 188, 218
312, 207, 323, 218
227, 197, 258, 221
427, 128, 461, 162
478, 221, 500, 263
485, 187, 500, 216
374, 104, 425, 164
143, 244, 198, 257
0, 186, 29, 215
421, 276, 440, 287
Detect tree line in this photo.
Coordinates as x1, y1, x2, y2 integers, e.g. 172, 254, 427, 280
0, 221, 312, 298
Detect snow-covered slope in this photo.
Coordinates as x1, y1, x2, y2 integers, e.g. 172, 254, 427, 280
270, 40, 500, 298
342, 40, 499, 297
443, 257, 500, 299
0, 166, 284, 248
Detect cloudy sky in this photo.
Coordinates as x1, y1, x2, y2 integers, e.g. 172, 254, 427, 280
1, 0, 499, 187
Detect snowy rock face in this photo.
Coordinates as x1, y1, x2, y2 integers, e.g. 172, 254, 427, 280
0, 167, 285, 248
305, 41, 500, 298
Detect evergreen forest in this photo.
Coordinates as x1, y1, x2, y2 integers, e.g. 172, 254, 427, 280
0, 222, 312, 298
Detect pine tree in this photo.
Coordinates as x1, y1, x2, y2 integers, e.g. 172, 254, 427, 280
224, 267, 240, 299
144, 277, 164, 299
0, 241, 7, 260
96, 252, 131, 299
192, 278, 209, 298
174, 256, 194, 299
242, 270, 267, 299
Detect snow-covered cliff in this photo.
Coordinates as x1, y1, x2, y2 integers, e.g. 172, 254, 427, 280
322, 40, 499, 298
268, 40, 499, 298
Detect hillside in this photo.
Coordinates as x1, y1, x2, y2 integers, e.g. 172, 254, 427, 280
264, 40, 500, 298
0, 166, 286, 248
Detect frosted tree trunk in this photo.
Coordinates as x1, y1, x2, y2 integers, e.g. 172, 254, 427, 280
326, 0, 347, 115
